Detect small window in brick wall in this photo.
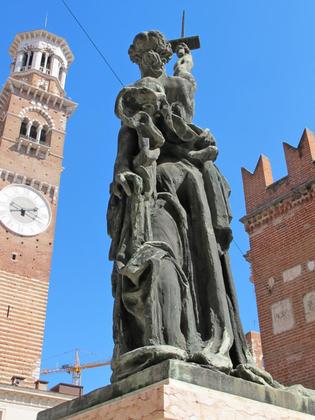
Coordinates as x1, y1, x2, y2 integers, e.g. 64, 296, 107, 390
40, 125, 50, 145
19, 119, 28, 137
29, 123, 38, 140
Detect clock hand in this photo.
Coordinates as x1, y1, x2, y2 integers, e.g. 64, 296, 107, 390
25, 211, 46, 223
10, 203, 38, 211
10, 207, 37, 211
11, 204, 38, 217
10, 202, 23, 210
24, 212, 39, 221
34, 213, 46, 222
10, 203, 28, 217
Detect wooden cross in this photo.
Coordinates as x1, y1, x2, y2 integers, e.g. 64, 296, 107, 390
169, 10, 201, 52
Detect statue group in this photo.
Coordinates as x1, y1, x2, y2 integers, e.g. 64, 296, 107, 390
107, 30, 271, 385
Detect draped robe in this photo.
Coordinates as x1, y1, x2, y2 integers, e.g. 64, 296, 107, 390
107, 78, 253, 381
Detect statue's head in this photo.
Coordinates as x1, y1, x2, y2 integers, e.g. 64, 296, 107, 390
129, 31, 173, 78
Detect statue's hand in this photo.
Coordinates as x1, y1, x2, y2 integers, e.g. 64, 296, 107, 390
175, 42, 190, 58
195, 128, 216, 148
188, 145, 218, 163
133, 111, 165, 149
133, 148, 160, 168
134, 110, 152, 126
174, 42, 193, 77
113, 171, 143, 198
125, 111, 152, 130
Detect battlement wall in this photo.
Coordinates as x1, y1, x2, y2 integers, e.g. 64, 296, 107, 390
242, 129, 315, 215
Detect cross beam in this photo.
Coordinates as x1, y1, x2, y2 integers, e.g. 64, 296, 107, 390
168, 10, 200, 52
169, 35, 200, 52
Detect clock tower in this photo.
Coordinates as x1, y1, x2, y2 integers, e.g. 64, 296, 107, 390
0, 30, 76, 388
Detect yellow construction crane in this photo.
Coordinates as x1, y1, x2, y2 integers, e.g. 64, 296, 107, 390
41, 349, 111, 386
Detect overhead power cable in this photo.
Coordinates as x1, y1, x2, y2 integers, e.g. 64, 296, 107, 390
232, 237, 264, 288
232, 238, 246, 259
61, 0, 124, 87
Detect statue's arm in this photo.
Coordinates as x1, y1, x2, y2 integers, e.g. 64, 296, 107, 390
111, 125, 143, 198
173, 43, 195, 85
113, 126, 138, 174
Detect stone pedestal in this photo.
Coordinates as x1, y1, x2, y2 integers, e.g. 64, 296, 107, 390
37, 360, 315, 419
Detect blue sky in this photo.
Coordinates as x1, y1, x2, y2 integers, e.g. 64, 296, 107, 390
1, 0, 314, 392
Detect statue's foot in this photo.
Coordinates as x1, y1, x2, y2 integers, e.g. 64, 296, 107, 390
286, 384, 315, 400
189, 351, 232, 373
230, 363, 277, 387
231, 364, 315, 401
111, 345, 188, 382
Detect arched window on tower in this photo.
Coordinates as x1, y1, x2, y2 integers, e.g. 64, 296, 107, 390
29, 122, 38, 141
21, 53, 28, 71
39, 52, 53, 74
46, 55, 52, 74
20, 51, 34, 72
39, 125, 49, 145
19, 118, 28, 137
58, 66, 64, 82
40, 53, 46, 70
27, 51, 34, 69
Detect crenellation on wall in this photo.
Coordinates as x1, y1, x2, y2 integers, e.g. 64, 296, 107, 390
241, 177, 315, 235
242, 129, 315, 215
241, 155, 273, 214
283, 129, 315, 181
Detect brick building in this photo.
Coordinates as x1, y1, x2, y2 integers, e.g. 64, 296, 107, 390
245, 331, 263, 370
0, 30, 77, 418
241, 129, 315, 388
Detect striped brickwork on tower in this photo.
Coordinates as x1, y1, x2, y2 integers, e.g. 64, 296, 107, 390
0, 269, 49, 386
0, 30, 76, 389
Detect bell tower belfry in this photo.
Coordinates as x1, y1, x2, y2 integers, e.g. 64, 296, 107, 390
0, 30, 77, 387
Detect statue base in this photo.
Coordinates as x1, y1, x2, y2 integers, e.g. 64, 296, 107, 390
37, 359, 315, 419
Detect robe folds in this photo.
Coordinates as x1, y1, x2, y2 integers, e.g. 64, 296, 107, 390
108, 127, 253, 381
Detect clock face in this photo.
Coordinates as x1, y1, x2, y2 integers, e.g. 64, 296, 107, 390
0, 184, 51, 236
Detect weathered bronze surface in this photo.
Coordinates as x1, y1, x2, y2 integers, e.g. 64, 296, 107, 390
107, 30, 258, 383
106, 31, 314, 396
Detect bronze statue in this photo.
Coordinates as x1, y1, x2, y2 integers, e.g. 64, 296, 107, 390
108, 31, 273, 385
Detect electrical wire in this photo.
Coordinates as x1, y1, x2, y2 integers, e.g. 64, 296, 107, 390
232, 237, 265, 290
232, 238, 246, 259
232, 238, 254, 276
42, 348, 77, 362
61, 0, 124, 87
232, 238, 261, 330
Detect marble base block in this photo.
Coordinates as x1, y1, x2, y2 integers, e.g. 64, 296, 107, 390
38, 360, 315, 419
